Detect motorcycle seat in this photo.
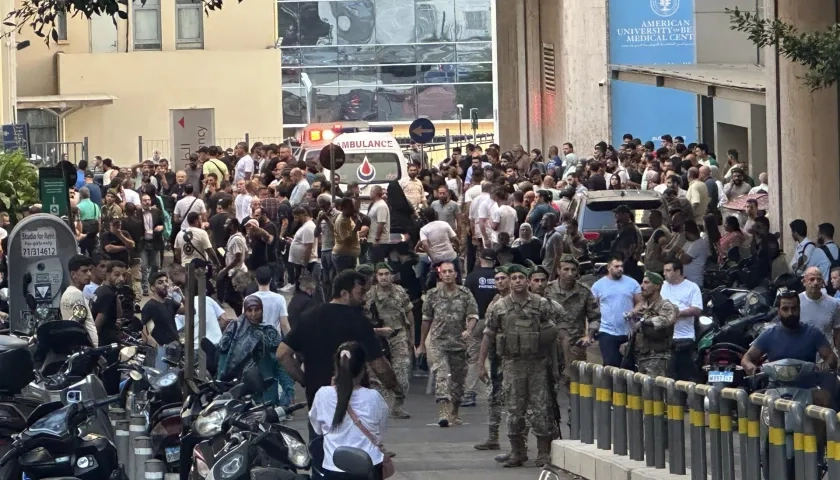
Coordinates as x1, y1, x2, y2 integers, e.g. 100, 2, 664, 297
0, 335, 28, 352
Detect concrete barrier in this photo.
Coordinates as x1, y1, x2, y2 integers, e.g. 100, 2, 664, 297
551, 440, 694, 480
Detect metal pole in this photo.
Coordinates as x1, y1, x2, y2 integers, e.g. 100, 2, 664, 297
245, 132, 250, 149
594, 365, 611, 450
652, 379, 666, 469
83, 136, 89, 163
801, 408, 819, 480
144, 459, 165, 480
133, 436, 153, 480
668, 380, 687, 475
688, 384, 708, 480
609, 367, 627, 456
746, 394, 763, 480
115, 419, 129, 473
138, 136, 144, 163
642, 375, 655, 467
127, 414, 145, 480
707, 386, 723, 480
330, 145, 336, 202
579, 362, 594, 444
768, 402, 788, 480
196, 264, 207, 378
184, 262, 195, 381
569, 360, 581, 441
627, 371, 644, 461
828, 411, 840, 480
445, 128, 451, 160
719, 394, 736, 480
731, 388, 751, 480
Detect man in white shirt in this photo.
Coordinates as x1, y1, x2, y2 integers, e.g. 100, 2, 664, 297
252, 266, 290, 334
749, 172, 769, 194
285, 207, 319, 293
660, 260, 703, 381
233, 142, 254, 182
653, 174, 686, 197
175, 294, 227, 349
419, 208, 459, 266
476, 183, 496, 248
790, 219, 831, 281
62, 255, 99, 347
122, 178, 142, 206
491, 189, 517, 245
799, 267, 840, 355
174, 212, 218, 267
234, 180, 255, 222
289, 168, 310, 207
367, 185, 390, 263
173, 184, 207, 230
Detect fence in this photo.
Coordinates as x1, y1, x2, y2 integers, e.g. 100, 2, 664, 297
566, 361, 840, 480
137, 134, 289, 163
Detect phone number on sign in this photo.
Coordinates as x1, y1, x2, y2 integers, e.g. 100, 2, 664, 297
22, 247, 57, 257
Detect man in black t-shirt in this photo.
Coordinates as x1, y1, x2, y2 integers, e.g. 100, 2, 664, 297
92, 260, 127, 394
101, 218, 135, 264
141, 271, 183, 370
463, 249, 497, 406
209, 198, 233, 250
246, 208, 278, 272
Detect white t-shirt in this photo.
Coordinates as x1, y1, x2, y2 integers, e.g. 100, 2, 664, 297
234, 155, 254, 182
799, 292, 840, 342
123, 188, 141, 206
368, 199, 390, 242
591, 275, 641, 336
494, 204, 518, 241
653, 183, 687, 198
661, 279, 703, 339
174, 195, 207, 230
251, 290, 289, 333
478, 197, 497, 244
289, 219, 318, 265
225, 233, 248, 275
175, 227, 212, 266
463, 184, 482, 204
419, 220, 457, 263
60, 286, 99, 347
682, 239, 710, 287
234, 193, 253, 223
309, 386, 389, 473
175, 296, 225, 349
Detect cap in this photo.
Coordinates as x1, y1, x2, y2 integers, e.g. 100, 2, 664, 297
529, 265, 550, 278
355, 264, 375, 276
374, 262, 393, 273
612, 205, 632, 215
508, 264, 530, 276
494, 266, 510, 276
479, 248, 497, 261
644, 271, 664, 285
557, 254, 579, 267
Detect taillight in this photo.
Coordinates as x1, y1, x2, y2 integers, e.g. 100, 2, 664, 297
309, 130, 322, 141
583, 232, 601, 241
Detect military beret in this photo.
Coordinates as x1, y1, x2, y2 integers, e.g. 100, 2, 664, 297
508, 264, 530, 276
374, 262, 393, 273
355, 264, 375, 276
558, 254, 579, 266
644, 271, 664, 285
494, 266, 510, 275
529, 265, 550, 278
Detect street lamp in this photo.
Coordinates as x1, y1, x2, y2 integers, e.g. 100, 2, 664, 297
456, 104, 463, 137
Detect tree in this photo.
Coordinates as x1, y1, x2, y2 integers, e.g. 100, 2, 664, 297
728, 7, 840, 91
0, 150, 39, 220
5, 0, 229, 45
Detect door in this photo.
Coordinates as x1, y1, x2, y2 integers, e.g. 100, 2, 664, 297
90, 15, 118, 53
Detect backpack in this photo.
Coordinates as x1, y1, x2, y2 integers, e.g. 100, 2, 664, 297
821, 242, 840, 268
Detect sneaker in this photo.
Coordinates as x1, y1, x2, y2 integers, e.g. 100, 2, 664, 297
279, 284, 295, 293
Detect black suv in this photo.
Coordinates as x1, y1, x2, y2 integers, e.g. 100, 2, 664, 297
567, 189, 669, 262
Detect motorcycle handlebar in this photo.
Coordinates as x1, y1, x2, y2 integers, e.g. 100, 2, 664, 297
88, 343, 119, 356
283, 402, 307, 416
0, 444, 18, 467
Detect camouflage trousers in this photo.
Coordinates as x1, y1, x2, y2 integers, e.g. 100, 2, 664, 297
503, 357, 559, 439
557, 330, 588, 386
636, 353, 671, 377
465, 319, 486, 394
427, 342, 468, 404
488, 355, 504, 431
373, 330, 412, 407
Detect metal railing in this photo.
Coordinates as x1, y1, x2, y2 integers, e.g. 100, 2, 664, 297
568, 361, 840, 480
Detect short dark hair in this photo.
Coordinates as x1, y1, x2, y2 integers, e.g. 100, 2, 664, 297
255, 266, 273, 286
696, 143, 709, 154
789, 219, 807, 237
684, 220, 700, 236
68, 255, 94, 272
106, 260, 127, 273
664, 259, 684, 275
292, 206, 310, 217
608, 253, 625, 264
332, 270, 366, 299
187, 211, 201, 225
820, 223, 835, 238
727, 149, 739, 159
184, 183, 194, 195
149, 271, 169, 285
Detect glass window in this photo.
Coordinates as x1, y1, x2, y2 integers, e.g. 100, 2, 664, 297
376, 45, 416, 64
416, 43, 456, 63
283, 88, 308, 125
281, 48, 302, 67
456, 42, 491, 62
278, 2, 300, 46
377, 86, 416, 121
417, 85, 458, 121
375, 0, 415, 44
282, 69, 301, 87
133, 0, 161, 50
456, 63, 492, 82
338, 65, 378, 84
453, 84, 492, 118
298, 2, 333, 46
312, 86, 342, 123
176, 0, 203, 49
56, 11, 67, 41
380, 65, 418, 85
333, 0, 376, 45
300, 47, 339, 66
415, 0, 455, 42
418, 64, 456, 84
455, 0, 491, 41
338, 45, 377, 64
301, 67, 339, 87
336, 86, 379, 121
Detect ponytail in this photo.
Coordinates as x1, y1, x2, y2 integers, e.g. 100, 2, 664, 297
331, 342, 367, 429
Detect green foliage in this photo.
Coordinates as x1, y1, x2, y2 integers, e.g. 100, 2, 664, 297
4, 0, 226, 45
0, 150, 39, 219
728, 7, 840, 91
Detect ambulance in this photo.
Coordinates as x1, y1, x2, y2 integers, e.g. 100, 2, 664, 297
297, 121, 369, 165
325, 126, 409, 212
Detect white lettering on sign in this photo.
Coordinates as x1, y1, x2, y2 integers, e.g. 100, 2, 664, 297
20, 227, 58, 258
338, 140, 395, 150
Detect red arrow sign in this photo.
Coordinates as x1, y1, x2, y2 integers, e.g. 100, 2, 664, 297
178, 117, 185, 128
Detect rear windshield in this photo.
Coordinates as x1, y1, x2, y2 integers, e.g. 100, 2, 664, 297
581, 200, 663, 230
334, 152, 402, 184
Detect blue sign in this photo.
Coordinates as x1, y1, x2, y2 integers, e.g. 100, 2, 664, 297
408, 118, 436, 144
609, 0, 698, 146
2, 123, 30, 156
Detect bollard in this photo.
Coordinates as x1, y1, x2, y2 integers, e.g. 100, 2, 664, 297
651, 377, 667, 469
787, 401, 805, 480
667, 379, 687, 475
747, 394, 765, 480
626, 370, 644, 461
114, 419, 129, 473
128, 415, 146, 480
110, 407, 126, 426
579, 362, 595, 444
724, 387, 751, 480
640, 373, 655, 467
144, 459, 165, 480
687, 384, 708, 480
800, 406, 820, 480
718, 389, 737, 480
594, 365, 612, 450
133, 436, 153, 480
827, 410, 840, 480
569, 360, 581, 440
766, 399, 788, 480
705, 385, 723, 480
609, 366, 628, 456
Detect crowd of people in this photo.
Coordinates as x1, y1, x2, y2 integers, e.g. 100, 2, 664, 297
31, 130, 840, 478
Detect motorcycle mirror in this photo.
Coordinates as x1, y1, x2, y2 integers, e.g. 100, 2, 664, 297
698, 316, 713, 327
333, 447, 375, 478
129, 370, 143, 382
0, 288, 9, 301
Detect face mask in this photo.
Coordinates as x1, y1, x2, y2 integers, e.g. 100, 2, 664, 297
780, 315, 800, 329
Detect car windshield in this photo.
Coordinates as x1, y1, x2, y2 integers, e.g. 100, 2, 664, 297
334, 152, 401, 184
581, 200, 663, 230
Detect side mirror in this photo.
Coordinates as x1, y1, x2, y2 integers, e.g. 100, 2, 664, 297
333, 447, 374, 478
242, 367, 273, 396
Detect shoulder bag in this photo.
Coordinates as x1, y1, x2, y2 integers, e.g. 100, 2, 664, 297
346, 407, 394, 478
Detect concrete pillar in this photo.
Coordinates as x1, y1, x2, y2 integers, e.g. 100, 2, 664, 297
765, 0, 840, 246
495, 0, 528, 148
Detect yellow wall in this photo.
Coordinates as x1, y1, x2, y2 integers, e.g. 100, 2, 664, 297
57, 49, 283, 163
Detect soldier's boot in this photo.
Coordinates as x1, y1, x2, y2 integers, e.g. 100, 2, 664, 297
474, 425, 500, 450
494, 434, 529, 462
437, 400, 452, 427
502, 436, 529, 467
534, 436, 554, 467
391, 398, 411, 419
448, 402, 464, 426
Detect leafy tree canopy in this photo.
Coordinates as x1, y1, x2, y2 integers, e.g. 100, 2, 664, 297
728, 7, 840, 91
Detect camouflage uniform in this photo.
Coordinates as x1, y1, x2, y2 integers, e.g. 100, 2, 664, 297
633, 297, 678, 376
485, 292, 560, 467
365, 283, 414, 417
474, 292, 507, 451
100, 203, 123, 230
544, 279, 601, 385
423, 284, 479, 426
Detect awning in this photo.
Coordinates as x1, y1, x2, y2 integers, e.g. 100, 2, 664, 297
17, 94, 116, 111
610, 64, 766, 105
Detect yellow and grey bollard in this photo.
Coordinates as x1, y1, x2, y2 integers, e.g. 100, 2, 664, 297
718, 389, 738, 480
651, 377, 667, 469
579, 362, 595, 444
626, 370, 644, 461
827, 410, 840, 479
684, 382, 706, 480
667, 379, 687, 475
609, 367, 628, 456
704, 385, 723, 480
569, 360, 581, 440
747, 393, 766, 480
766, 399, 788, 480
800, 406, 820, 480
594, 365, 612, 450
641, 373, 655, 467
723, 387, 751, 480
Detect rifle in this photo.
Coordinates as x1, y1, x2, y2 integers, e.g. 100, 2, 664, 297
368, 302, 392, 361
546, 344, 563, 438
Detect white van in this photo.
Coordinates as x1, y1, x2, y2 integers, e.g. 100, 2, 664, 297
324, 128, 409, 212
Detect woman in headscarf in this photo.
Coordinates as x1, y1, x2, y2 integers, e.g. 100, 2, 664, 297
217, 295, 295, 405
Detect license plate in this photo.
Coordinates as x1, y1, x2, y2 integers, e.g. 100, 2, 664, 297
708, 371, 734, 383
165, 446, 180, 464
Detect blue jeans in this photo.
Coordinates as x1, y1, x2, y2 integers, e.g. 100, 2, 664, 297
320, 250, 335, 289
598, 333, 628, 368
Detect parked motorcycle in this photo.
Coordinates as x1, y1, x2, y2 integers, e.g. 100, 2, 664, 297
0, 335, 44, 480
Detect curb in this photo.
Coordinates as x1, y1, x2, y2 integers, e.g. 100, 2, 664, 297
551, 440, 693, 480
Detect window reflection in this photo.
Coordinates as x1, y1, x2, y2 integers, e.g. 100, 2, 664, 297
278, 2, 300, 46
283, 88, 307, 124
377, 86, 416, 121
300, 47, 339, 66
453, 84, 493, 118
416, 43, 456, 63
298, 2, 332, 46
418, 64, 456, 83
375, 0, 415, 44
330, 0, 376, 45
415, 0, 455, 42
338, 87, 379, 121
338, 65, 378, 84
417, 85, 457, 120
455, 0, 491, 41
338, 45, 378, 64
456, 63, 492, 82
456, 42, 491, 62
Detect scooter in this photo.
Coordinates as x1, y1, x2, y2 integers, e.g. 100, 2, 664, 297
698, 311, 773, 389
0, 335, 44, 480
0, 371, 140, 479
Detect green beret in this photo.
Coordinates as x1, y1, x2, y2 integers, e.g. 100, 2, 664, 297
644, 271, 664, 285
494, 266, 510, 275
558, 254, 579, 267
529, 265, 550, 278
508, 264, 530, 276
524, 259, 537, 269
355, 264, 375, 276
374, 262, 392, 273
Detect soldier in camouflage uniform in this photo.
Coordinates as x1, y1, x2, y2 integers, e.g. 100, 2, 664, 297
419, 261, 479, 427
475, 266, 510, 451
630, 272, 677, 376
479, 264, 560, 467
528, 265, 550, 296
544, 254, 602, 386
100, 189, 124, 229
366, 263, 415, 419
